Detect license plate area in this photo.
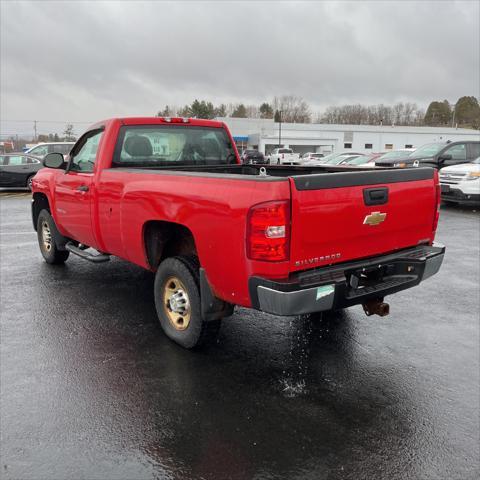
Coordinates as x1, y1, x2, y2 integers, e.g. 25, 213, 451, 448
441, 184, 450, 193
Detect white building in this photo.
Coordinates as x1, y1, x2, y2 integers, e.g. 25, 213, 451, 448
217, 117, 480, 156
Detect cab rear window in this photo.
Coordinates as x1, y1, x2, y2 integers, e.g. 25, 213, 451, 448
113, 125, 236, 167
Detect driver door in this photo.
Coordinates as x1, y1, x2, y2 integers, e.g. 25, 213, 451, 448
54, 129, 104, 247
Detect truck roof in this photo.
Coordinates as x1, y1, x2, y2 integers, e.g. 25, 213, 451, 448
89, 117, 226, 130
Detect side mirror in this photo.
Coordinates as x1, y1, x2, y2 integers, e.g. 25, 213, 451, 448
438, 153, 452, 162
43, 152, 66, 169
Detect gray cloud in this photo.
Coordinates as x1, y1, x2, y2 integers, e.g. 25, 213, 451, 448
1, 0, 479, 136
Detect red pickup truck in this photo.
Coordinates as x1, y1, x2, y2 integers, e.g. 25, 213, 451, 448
32, 117, 445, 348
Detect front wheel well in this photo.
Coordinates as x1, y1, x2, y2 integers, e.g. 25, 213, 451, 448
144, 221, 198, 270
32, 193, 50, 231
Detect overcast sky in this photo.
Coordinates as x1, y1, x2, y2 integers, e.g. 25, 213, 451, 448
1, 0, 479, 136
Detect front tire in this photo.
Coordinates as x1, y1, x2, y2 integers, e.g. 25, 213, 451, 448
154, 256, 221, 348
37, 210, 70, 264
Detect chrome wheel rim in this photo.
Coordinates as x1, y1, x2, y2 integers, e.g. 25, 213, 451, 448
41, 220, 52, 252
163, 276, 191, 330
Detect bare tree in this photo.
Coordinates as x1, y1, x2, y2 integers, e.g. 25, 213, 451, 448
245, 105, 260, 118
63, 124, 76, 142
318, 102, 425, 126
273, 95, 311, 123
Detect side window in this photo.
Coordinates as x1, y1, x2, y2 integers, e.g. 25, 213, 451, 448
6, 156, 24, 166
443, 143, 466, 161
469, 143, 480, 159
0, 156, 5, 166
29, 145, 49, 157
70, 130, 103, 173
55, 144, 72, 155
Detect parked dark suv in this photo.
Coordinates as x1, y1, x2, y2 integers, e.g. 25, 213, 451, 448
375, 141, 480, 169
241, 149, 266, 165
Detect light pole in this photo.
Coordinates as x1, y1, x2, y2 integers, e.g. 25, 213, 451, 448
278, 110, 282, 148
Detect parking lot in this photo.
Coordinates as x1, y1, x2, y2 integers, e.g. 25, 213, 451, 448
0, 192, 478, 480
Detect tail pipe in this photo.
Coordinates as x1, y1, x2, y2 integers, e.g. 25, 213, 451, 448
363, 298, 390, 317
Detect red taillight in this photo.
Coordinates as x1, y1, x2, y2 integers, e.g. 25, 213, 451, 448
247, 200, 290, 261
432, 170, 441, 236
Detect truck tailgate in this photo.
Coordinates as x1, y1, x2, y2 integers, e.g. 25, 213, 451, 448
289, 168, 437, 272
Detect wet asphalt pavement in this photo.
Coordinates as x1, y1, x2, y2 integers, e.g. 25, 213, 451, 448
0, 192, 479, 480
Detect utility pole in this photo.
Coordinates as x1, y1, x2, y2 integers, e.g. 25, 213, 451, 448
451, 103, 456, 128
34, 120, 37, 142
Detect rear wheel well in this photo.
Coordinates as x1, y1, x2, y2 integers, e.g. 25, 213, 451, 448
32, 193, 50, 231
144, 221, 197, 270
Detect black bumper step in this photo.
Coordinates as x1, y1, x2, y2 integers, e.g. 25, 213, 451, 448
345, 275, 417, 299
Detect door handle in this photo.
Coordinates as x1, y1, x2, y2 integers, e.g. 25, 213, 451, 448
363, 187, 388, 206
77, 185, 89, 192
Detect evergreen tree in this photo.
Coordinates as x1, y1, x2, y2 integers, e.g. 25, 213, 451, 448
424, 101, 451, 125
231, 104, 247, 118
189, 99, 216, 119
454, 96, 480, 128
259, 102, 274, 119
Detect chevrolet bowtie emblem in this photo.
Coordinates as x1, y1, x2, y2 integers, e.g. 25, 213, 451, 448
363, 211, 387, 226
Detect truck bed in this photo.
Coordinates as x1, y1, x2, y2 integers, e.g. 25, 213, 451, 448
108, 163, 437, 273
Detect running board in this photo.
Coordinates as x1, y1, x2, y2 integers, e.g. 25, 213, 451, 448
65, 242, 110, 263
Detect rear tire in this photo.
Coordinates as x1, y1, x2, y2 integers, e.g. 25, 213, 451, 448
154, 255, 221, 348
37, 210, 70, 264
